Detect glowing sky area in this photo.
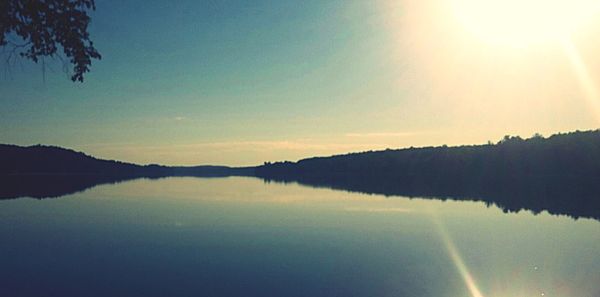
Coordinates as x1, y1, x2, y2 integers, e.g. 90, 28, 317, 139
2, 0, 600, 166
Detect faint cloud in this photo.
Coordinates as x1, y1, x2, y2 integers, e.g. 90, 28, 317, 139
78, 142, 138, 148
173, 116, 187, 121
128, 140, 383, 153
182, 140, 360, 152
75, 133, 427, 166
344, 207, 413, 213
345, 131, 417, 138
79, 140, 368, 152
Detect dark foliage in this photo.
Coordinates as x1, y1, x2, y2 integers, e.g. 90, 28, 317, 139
0, 144, 254, 177
0, 0, 100, 81
256, 130, 600, 221
0, 144, 145, 175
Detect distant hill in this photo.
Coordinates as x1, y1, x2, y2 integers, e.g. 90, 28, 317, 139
256, 129, 600, 220
0, 144, 255, 199
0, 144, 254, 177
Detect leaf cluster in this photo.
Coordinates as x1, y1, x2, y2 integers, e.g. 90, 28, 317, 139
0, 0, 100, 81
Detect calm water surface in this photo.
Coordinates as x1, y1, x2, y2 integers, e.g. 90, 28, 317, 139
1, 177, 599, 297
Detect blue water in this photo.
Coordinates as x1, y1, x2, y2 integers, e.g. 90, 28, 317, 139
1, 177, 599, 297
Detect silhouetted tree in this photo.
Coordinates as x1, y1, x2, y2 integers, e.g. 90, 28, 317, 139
0, 0, 100, 81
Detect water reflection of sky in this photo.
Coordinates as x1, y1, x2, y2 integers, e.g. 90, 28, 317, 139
0, 177, 598, 297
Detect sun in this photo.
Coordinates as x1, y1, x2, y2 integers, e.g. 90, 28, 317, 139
449, 0, 600, 47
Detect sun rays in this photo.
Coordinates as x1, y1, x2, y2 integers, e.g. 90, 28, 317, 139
449, 0, 600, 47
560, 38, 600, 123
385, 0, 600, 138
448, 0, 600, 123
431, 212, 486, 297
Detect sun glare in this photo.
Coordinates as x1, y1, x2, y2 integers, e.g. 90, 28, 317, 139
450, 0, 600, 46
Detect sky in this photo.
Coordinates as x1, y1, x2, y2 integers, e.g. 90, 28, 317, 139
2, 0, 600, 166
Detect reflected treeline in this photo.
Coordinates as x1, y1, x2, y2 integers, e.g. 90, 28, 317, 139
0, 175, 137, 200
259, 174, 600, 221
256, 130, 600, 221
4, 172, 599, 221
0, 172, 253, 200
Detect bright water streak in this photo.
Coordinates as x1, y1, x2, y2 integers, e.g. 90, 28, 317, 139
0, 177, 599, 297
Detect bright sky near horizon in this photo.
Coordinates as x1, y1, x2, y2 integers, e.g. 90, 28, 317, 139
2, 0, 600, 166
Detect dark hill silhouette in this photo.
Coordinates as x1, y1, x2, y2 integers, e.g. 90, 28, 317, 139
0, 144, 254, 199
256, 130, 600, 221
0, 144, 254, 177
1, 144, 143, 175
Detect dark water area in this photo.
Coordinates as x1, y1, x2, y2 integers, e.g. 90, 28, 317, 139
4, 172, 600, 222
0, 177, 599, 297
260, 173, 600, 221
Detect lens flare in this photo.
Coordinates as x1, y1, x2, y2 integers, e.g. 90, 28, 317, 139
560, 38, 600, 123
432, 214, 485, 297
450, 0, 600, 47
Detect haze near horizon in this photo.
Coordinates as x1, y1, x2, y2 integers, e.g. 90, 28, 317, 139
2, 0, 600, 166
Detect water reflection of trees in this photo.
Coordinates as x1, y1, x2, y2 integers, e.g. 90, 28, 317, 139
4, 173, 598, 222
260, 174, 600, 221
0, 175, 137, 199
257, 130, 600, 221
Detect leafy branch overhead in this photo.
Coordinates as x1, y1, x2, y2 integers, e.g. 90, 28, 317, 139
0, 0, 101, 82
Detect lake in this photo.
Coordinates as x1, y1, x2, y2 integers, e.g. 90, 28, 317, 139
1, 176, 599, 297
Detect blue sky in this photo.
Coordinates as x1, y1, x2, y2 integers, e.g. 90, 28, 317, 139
2, 0, 600, 165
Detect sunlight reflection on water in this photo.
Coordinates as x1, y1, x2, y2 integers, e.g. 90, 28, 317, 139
0, 177, 598, 297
